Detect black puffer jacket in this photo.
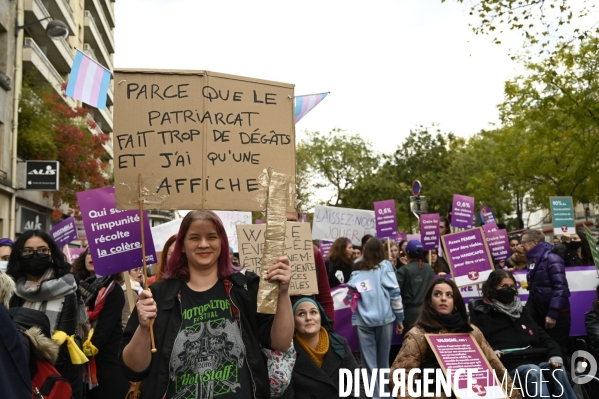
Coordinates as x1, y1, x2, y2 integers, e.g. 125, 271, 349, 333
119, 272, 274, 399
585, 310, 599, 354
470, 299, 561, 371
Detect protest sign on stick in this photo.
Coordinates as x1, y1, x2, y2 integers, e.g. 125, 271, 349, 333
237, 222, 318, 296
549, 196, 575, 235
442, 228, 494, 287
451, 194, 475, 229
482, 222, 510, 262
426, 333, 509, 399
51, 216, 78, 248
113, 69, 296, 212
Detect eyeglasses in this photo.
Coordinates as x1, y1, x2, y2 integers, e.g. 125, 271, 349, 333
498, 284, 517, 290
21, 247, 51, 258
521, 240, 535, 245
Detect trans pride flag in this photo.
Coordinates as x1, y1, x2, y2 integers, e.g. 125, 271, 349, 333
294, 92, 329, 123
66, 50, 111, 109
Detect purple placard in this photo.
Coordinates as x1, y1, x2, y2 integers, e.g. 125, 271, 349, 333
393, 232, 407, 244
77, 186, 157, 276
51, 216, 78, 248
451, 194, 475, 229
442, 227, 494, 287
374, 199, 398, 238
427, 333, 506, 397
482, 222, 510, 262
480, 205, 496, 225
319, 240, 333, 258
65, 247, 86, 264
301, 214, 307, 223
255, 219, 263, 224
420, 213, 440, 250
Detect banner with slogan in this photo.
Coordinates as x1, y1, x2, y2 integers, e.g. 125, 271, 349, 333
374, 199, 398, 239
549, 196, 575, 235
51, 216, 78, 248
482, 222, 510, 262
213, 211, 251, 252
451, 194, 475, 229
77, 186, 157, 276
312, 205, 375, 246
583, 225, 599, 270
442, 228, 494, 287
333, 267, 599, 352
113, 69, 296, 212
420, 213, 440, 250
237, 222, 318, 295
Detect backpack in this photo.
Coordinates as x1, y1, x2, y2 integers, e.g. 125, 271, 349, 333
31, 358, 72, 399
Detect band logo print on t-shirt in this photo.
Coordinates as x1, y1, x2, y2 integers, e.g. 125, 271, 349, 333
168, 283, 249, 399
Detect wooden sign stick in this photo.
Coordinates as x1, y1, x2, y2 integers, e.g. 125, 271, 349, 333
139, 174, 157, 354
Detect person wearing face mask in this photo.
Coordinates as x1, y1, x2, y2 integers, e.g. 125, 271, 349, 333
553, 229, 593, 267
390, 278, 521, 399
470, 270, 577, 399
7, 230, 83, 399
0, 237, 14, 272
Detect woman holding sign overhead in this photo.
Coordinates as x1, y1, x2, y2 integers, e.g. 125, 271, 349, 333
390, 278, 521, 399
119, 210, 294, 399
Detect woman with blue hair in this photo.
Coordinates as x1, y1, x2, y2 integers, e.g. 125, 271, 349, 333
282, 297, 365, 399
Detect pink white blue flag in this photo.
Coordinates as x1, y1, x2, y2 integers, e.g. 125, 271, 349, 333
294, 92, 328, 123
66, 49, 111, 109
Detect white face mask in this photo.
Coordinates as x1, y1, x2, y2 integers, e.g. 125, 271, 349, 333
0, 261, 8, 272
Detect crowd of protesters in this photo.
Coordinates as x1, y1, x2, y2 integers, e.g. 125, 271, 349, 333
0, 211, 598, 399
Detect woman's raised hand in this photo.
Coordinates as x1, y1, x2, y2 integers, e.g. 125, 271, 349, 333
136, 289, 157, 330
265, 256, 292, 294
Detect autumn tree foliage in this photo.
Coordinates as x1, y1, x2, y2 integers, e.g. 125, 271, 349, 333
18, 82, 110, 218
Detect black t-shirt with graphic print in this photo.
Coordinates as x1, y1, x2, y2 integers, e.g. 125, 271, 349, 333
166, 280, 252, 399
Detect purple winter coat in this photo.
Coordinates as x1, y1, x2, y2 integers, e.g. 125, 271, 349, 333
526, 241, 570, 319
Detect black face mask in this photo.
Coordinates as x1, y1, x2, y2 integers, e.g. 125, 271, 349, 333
21, 256, 52, 276
569, 241, 582, 251
496, 288, 516, 304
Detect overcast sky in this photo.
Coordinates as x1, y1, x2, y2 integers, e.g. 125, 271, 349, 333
113, 0, 531, 154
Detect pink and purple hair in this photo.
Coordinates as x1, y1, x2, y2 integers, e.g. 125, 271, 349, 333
162, 210, 240, 280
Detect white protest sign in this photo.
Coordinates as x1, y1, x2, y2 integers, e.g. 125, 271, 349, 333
151, 218, 183, 252
312, 205, 376, 246
213, 210, 252, 252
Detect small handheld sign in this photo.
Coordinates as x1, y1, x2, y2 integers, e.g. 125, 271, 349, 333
412, 180, 422, 196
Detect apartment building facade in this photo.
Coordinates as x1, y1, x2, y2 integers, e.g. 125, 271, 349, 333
0, 0, 115, 239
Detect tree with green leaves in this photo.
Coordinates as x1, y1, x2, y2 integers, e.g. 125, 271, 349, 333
446, 0, 598, 55
295, 128, 378, 208
496, 36, 599, 208
18, 83, 110, 218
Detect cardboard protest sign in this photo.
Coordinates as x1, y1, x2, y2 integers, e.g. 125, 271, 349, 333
479, 206, 496, 225
442, 228, 494, 287
312, 205, 375, 246
420, 214, 440, 250
319, 240, 333, 258
583, 225, 599, 271
374, 199, 398, 238
77, 186, 157, 275
237, 222, 317, 295
451, 194, 475, 229
213, 211, 252, 252
51, 216, 78, 248
113, 69, 296, 212
482, 222, 510, 262
426, 333, 509, 399
549, 196, 575, 235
